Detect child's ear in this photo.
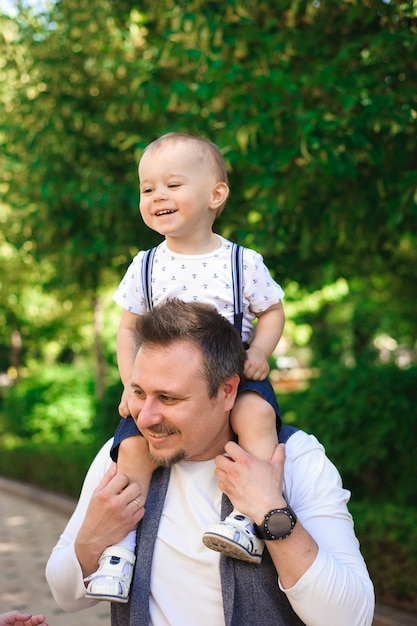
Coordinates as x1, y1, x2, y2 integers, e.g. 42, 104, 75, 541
210, 182, 230, 210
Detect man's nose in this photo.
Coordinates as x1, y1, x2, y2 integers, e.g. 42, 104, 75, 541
135, 397, 162, 430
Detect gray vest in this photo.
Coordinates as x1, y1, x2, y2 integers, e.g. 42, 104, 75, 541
112, 424, 305, 626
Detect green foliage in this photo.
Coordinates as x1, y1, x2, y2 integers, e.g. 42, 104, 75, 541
94, 377, 124, 442
294, 269, 417, 366
280, 363, 417, 610
2, 0, 417, 287
1, 0, 416, 377
0, 439, 103, 498
281, 364, 417, 506
2, 364, 96, 443
351, 501, 417, 611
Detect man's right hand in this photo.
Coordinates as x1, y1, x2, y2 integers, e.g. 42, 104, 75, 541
74, 464, 145, 578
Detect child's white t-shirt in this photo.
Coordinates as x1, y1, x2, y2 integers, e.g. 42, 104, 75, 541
113, 235, 284, 344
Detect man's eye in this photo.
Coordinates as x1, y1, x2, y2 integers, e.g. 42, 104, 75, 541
160, 395, 177, 403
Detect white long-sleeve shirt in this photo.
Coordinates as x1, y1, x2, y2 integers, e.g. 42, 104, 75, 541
46, 432, 374, 626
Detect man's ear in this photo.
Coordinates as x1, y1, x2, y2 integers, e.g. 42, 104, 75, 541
210, 182, 229, 211
223, 373, 240, 412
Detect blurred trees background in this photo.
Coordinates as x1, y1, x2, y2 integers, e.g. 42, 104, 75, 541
0, 0, 416, 609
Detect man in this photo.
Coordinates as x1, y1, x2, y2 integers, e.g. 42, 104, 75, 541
46, 299, 374, 626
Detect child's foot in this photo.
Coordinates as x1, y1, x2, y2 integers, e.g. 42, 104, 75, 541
84, 546, 136, 603
202, 514, 264, 564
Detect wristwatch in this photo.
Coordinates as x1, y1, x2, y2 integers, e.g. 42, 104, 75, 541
255, 505, 297, 540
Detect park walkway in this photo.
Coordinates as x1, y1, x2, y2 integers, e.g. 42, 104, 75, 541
0, 477, 109, 626
1, 476, 416, 626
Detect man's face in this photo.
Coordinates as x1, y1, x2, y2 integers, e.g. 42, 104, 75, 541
129, 339, 238, 465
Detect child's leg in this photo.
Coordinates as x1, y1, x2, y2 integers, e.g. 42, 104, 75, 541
85, 434, 159, 603
203, 391, 277, 565
230, 390, 278, 461
117, 434, 159, 502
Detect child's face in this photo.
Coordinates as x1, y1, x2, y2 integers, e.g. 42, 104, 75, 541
138, 141, 227, 241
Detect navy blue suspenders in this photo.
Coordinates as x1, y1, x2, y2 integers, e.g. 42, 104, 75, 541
231, 243, 244, 337
140, 243, 244, 336
140, 246, 157, 313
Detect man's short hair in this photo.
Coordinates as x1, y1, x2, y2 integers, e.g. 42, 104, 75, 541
136, 299, 246, 398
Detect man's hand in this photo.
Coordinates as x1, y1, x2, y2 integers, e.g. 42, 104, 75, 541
214, 442, 287, 524
74, 464, 145, 577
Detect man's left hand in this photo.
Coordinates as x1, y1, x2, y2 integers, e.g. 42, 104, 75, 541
214, 442, 287, 524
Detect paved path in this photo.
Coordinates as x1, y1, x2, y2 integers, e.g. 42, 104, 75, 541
0, 478, 110, 626
1, 476, 417, 626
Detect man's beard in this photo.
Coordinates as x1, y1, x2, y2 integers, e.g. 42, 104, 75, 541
145, 440, 186, 467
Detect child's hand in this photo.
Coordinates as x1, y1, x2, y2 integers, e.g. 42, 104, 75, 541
0, 612, 48, 626
118, 387, 132, 418
244, 347, 270, 381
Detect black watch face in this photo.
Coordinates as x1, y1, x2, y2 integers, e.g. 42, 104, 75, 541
268, 511, 292, 536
